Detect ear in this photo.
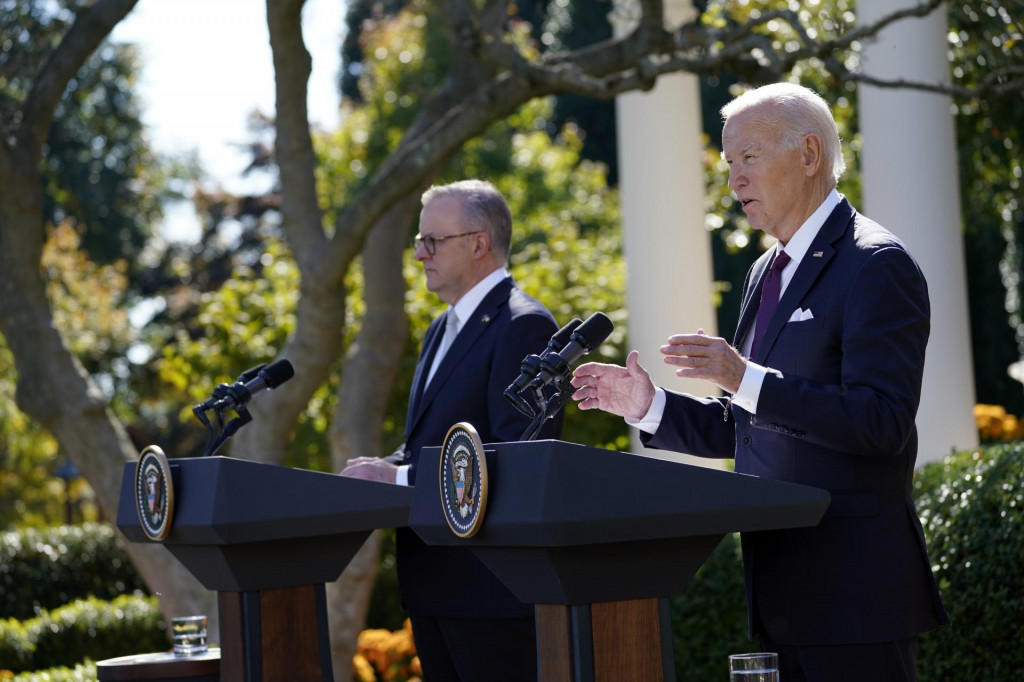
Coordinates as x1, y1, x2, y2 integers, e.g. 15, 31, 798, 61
471, 230, 491, 259
802, 133, 824, 177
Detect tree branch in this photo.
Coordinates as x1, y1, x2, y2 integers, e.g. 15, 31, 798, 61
18, 0, 139, 158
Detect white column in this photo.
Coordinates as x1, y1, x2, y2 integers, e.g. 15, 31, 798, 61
858, 0, 978, 463
612, 0, 719, 464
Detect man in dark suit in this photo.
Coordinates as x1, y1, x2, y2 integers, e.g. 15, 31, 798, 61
569, 83, 948, 681
342, 179, 561, 681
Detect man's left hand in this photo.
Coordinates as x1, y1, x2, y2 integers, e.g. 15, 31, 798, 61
660, 329, 747, 394
340, 457, 399, 484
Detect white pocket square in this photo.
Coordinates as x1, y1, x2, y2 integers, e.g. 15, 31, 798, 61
789, 308, 814, 322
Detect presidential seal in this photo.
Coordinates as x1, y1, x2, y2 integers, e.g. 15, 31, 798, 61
135, 445, 175, 541
439, 422, 488, 538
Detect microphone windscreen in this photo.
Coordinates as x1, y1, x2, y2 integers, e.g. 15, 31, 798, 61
238, 363, 267, 383
574, 312, 614, 349
263, 359, 295, 388
551, 318, 583, 349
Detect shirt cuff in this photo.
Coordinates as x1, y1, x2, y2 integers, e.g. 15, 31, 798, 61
396, 464, 411, 487
625, 388, 667, 435
731, 362, 768, 414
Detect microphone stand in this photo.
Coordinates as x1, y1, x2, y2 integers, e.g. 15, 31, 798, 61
518, 375, 569, 441
192, 385, 253, 457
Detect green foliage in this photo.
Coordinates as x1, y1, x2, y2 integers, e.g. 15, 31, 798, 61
0, 1, 189, 271
0, 523, 147, 621
913, 442, 1024, 681
7, 661, 98, 682
0, 338, 61, 531
0, 594, 165, 674
669, 533, 751, 681
323, 3, 632, 455
948, 3, 1024, 412
155, 241, 336, 466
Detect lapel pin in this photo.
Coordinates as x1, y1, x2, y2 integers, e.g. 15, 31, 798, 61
480, 314, 491, 324
812, 250, 823, 258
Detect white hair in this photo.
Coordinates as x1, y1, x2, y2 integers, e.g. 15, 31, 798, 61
721, 83, 846, 186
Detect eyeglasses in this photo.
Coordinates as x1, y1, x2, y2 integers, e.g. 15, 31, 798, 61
413, 231, 482, 256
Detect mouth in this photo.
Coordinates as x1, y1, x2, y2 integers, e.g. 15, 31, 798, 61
740, 198, 756, 209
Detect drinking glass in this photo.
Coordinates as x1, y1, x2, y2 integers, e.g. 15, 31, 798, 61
729, 652, 779, 682
171, 614, 209, 656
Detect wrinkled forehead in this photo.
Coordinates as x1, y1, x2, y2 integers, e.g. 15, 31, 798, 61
722, 108, 782, 155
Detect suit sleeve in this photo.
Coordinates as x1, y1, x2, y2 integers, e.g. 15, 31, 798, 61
757, 246, 929, 456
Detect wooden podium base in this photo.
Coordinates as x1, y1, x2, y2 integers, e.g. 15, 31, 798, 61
218, 584, 334, 682
536, 598, 675, 682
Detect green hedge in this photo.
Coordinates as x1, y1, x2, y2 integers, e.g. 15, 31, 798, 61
8, 661, 97, 682
914, 442, 1024, 681
664, 442, 1024, 680
0, 594, 167, 674
669, 532, 751, 681
0, 523, 147, 621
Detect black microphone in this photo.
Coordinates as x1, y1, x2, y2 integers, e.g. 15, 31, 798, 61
528, 312, 614, 390
504, 318, 582, 398
213, 359, 295, 411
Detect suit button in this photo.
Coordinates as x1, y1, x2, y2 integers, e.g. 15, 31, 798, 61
742, 435, 752, 446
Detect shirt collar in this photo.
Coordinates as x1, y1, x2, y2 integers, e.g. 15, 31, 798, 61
448, 266, 509, 331
776, 189, 841, 265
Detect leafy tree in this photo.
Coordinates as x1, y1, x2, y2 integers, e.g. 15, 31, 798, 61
1, 0, 1019, 679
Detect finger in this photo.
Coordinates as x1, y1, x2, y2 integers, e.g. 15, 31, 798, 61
665, 332, 711, 346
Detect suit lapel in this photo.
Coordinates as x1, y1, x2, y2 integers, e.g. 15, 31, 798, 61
407, 278, 512, 433
406, 315, 446, 435
734, 253, 773, 347
753, 199, 854, 362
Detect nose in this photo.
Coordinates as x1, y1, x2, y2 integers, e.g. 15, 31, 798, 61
728, 169, 746, 192
414, 240, 430, 261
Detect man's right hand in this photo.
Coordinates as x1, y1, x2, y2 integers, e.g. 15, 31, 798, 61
340, 457, 399, 484
570, 350, 656, 420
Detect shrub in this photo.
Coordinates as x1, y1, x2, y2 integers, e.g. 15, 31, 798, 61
0, 523, 146, 621
973, 404, 1024, 442
353, 618, 420, 682
0, 619, 33, 673
0, 595, 165, 674
6, 661, 97, 681
913, 442, 1024, 681
669, 533, 751, 681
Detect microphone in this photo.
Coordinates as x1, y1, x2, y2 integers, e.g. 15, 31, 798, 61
528, 312, 613, 390
213, 359, 295, 411
504, 317, 582, 396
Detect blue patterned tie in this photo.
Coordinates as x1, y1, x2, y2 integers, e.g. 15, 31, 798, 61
750, 249, 790, 359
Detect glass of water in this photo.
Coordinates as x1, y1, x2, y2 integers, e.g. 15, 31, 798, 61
729, 652, 779, 682
171, 614, 209, 656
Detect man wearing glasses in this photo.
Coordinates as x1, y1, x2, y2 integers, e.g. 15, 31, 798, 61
342, 179, 561, 680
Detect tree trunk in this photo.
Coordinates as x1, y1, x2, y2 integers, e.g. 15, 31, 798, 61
0, 180, 218, 636
325, 193, 421, 681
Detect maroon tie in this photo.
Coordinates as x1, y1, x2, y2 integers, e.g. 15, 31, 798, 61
750, 249, 791, 359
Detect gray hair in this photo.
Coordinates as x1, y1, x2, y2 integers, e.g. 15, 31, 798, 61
421, 179, 512, 261
721, 83, 846, 186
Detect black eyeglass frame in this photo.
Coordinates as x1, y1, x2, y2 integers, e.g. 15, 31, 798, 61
413, 230, 482, 255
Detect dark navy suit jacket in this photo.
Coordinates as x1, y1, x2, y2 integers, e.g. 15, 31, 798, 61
388, 277, 562, 618
643, 198, 948, 645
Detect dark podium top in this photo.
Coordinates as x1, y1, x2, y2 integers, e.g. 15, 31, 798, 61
411, 439, 830, 604
116, 456, 414, 592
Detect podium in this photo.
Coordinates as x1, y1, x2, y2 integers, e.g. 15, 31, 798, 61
117, 456, 414, 682
411, 440, 830, 682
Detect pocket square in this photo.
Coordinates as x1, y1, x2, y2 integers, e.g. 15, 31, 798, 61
789, 308, 814, 322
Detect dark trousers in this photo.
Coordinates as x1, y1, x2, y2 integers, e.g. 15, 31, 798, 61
759, 631, 919, 682
410, 613, 537, 682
